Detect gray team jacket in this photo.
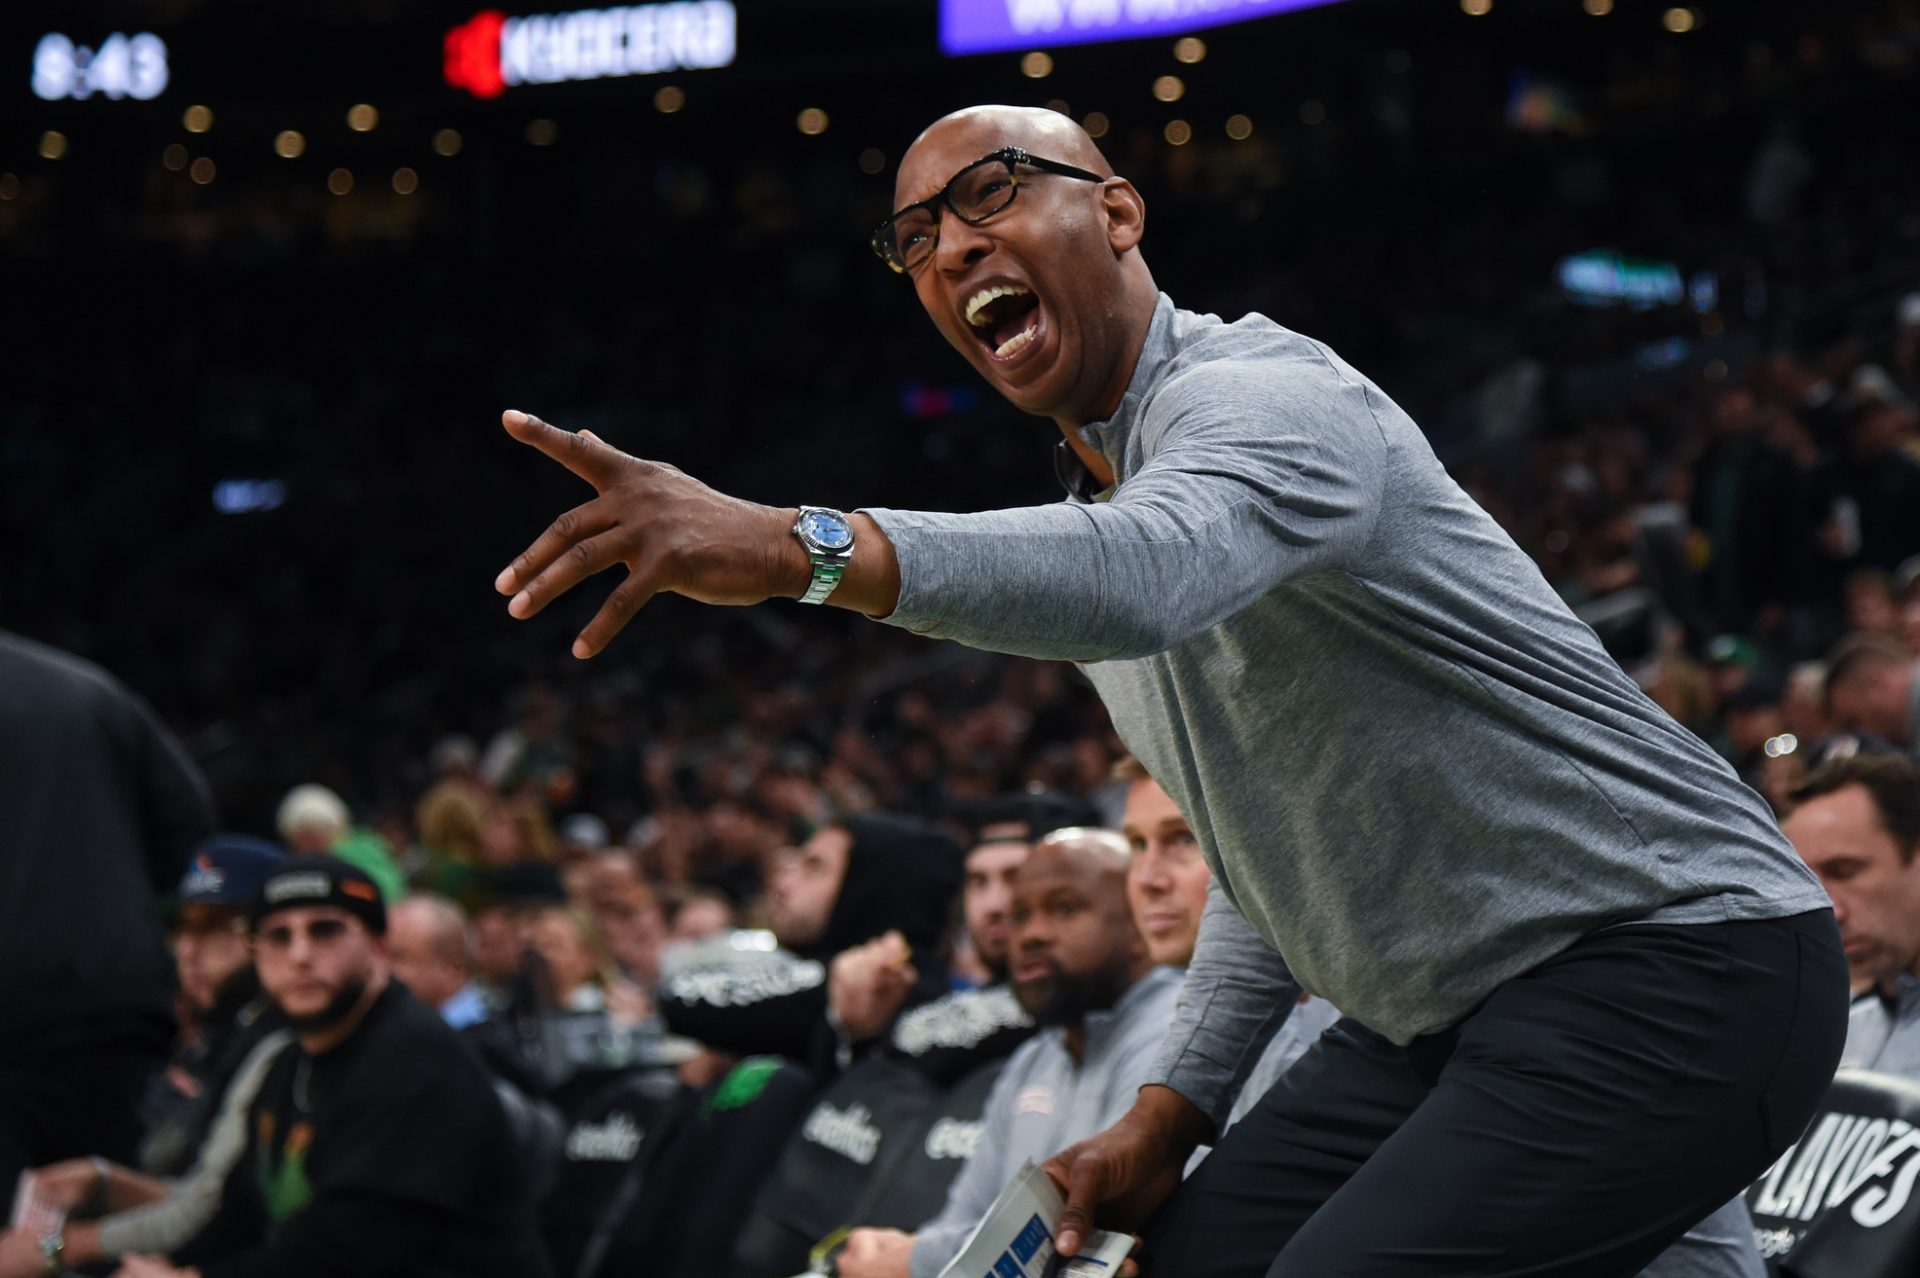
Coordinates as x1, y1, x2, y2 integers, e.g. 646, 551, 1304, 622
869, 294, 1828, 1126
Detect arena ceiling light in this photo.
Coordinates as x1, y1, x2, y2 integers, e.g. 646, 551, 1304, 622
444, 2, 735, 99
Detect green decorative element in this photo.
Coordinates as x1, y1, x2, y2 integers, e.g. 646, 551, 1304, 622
704, 1057, 783, 1115
330, 828, 407, 902
257, 1130, 315, 1225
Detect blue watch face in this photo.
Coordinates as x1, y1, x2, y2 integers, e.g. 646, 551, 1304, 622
800, 509, 853, 551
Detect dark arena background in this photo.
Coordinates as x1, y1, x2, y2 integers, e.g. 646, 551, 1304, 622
3, 1, 1920, 1275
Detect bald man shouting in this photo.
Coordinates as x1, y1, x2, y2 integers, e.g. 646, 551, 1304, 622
494, 106, 1843, 1275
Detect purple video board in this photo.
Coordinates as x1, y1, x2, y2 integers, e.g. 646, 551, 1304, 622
940, 0, 1347, 56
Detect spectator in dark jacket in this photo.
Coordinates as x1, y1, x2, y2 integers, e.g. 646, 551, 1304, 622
658, 812, 963, 1065
0, 630, 217, 1192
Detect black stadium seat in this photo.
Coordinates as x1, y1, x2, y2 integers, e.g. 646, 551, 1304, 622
1747, 1069, 1920, 1276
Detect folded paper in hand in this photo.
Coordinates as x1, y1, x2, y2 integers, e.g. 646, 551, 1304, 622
9, 1170, 65, 1236
935, 1160, 1135, 1278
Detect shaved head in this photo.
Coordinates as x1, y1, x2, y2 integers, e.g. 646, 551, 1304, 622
888, 103, 1158, 431
897, 105, 1115, 205
1033, 825, 1132, 877
1009, 827, 1150, 1028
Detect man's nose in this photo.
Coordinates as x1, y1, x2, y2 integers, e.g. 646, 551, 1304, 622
934, 207, 992, 274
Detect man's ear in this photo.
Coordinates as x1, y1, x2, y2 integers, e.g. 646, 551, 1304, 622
1101, 179, 1147, 255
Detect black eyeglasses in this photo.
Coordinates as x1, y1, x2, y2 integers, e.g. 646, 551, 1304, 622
871, 146, 1105, 274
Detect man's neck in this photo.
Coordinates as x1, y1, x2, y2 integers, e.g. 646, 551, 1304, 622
297, 972, 390, 1056
1059, 431, 1115, 491
1061, 964, 1155, 1064
1049, 275, 1160, 478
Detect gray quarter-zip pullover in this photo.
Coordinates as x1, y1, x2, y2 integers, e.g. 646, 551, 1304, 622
867, 294, 1827, 1127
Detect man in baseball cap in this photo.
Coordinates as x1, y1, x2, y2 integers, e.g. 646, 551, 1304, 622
140, 837, 290, 1176
109, 854, 550, 1277
250, 854, 388, 942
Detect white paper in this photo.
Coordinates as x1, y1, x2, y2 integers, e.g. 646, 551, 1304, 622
8, 1170, 65, 1236
935, 1160, 1134, 1278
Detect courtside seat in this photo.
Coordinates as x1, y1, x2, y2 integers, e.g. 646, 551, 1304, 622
1746, 1068, 1920, 1276
491, 1075, 567, 1207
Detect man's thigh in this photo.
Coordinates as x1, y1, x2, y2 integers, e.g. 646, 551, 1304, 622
1272, 914, 1845, 1277
1139, 1018, 1429, 1278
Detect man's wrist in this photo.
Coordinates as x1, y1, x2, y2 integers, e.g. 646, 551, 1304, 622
1131, 1083, 1213, 1149
60, 1222, 102, 1268
769, 507, 817, 599
37, 1226, 64, 1275
88, 1157, 111, 1213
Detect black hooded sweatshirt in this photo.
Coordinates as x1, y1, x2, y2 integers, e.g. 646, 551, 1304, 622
658, 813, 963, 1063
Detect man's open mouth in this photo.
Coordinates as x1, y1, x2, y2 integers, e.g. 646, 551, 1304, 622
963, 283, 1043, 362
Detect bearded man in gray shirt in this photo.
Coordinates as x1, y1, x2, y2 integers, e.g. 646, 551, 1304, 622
836, 829, 1181, 1278
494, 106, 1845, 1275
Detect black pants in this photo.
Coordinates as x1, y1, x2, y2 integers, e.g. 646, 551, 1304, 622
1142, 910, 1847, 1278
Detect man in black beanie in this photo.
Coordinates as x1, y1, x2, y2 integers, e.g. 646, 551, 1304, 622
104, 857, 550, 1278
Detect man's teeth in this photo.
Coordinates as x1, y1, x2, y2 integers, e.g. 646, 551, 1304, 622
995, 323, 1036, 359
966, 284, 1031, 328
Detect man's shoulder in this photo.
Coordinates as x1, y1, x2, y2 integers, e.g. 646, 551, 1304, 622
347, 985, 492, 1089
1144, 308, 1364, 431
996, 1021, 1067, 1082
0, 630, 136, 712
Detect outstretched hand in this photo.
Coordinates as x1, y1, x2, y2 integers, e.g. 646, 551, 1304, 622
494, 410, 806, 658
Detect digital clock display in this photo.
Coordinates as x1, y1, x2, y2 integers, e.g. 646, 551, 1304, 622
32, 32, 169, 101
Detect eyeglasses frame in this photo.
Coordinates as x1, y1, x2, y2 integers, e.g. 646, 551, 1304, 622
870, 146, 1106, 274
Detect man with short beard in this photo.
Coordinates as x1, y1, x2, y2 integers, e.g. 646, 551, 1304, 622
109, 857, 550, 1278
835, 828, 1179, 1278
846, 791, 1098, 1083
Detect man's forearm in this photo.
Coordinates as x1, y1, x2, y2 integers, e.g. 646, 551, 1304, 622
103, 1164, 173, 1212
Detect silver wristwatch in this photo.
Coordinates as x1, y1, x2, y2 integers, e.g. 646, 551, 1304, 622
792, 506, 855, 605
38, 1227, 64, 1276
